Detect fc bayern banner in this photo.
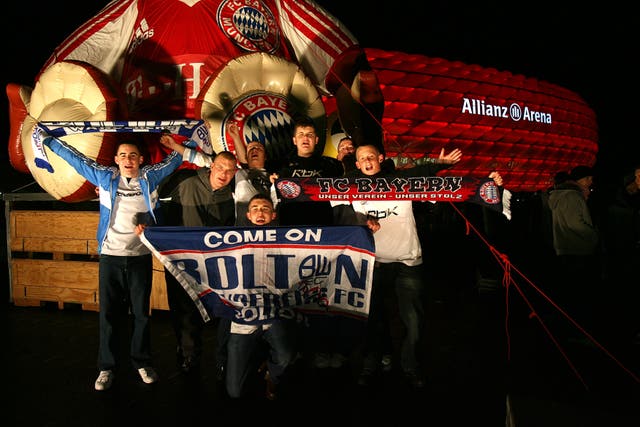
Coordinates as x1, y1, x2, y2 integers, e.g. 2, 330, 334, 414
140, 225, 375, 324
275, 175, 503, 211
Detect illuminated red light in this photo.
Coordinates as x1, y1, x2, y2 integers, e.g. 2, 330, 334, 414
364, 48, 598, 192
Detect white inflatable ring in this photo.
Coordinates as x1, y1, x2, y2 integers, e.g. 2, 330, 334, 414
21, 60, 125, 202
197, 52, 326, 163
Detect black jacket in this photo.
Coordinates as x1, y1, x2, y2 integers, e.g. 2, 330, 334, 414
277, 152, 343, 226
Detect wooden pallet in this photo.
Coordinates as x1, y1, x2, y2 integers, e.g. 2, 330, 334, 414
9, 210, 169, 311
151, 257, 169, 311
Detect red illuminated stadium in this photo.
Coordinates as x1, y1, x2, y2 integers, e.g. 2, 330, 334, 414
361, 48, 597, 193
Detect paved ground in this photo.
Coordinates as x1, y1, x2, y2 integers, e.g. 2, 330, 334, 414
4, 282, 639, 427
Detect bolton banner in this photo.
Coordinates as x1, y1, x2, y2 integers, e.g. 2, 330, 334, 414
140, 225, 375, 324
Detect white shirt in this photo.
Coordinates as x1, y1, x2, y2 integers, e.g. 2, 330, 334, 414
337, 199, 423, 266
102, 176, 150, 256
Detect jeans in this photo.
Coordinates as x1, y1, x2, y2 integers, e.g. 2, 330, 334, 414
361, 262, 425, 374
225, 320, 296, 398
165, 269, 204, 362
216, 317, 231, 371
98, 254, 153, 371
304, 313, 365, 357
551, 254, 600, 336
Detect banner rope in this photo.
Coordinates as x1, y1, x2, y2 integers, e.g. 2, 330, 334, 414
448, 202, 640, 389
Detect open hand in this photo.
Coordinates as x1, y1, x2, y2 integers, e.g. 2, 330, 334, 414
438, 148, 462, 165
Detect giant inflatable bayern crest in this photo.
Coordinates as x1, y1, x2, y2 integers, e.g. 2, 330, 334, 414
6, 0, 597, 201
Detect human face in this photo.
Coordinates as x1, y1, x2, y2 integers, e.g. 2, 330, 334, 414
576, 176, 594, 199
337, 138, 354, 161
246, 142, 266, 169
114, 144, 143, 178
292, 125, 318, 158
246, 198, 276, 225
355, 145, 384, 176
209, 156, 237, 190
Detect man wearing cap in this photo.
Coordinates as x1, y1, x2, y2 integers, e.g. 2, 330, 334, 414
549, 165, 598, 254
548, 165, 600, 343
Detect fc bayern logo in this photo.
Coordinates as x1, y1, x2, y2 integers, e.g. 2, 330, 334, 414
221, 91, 294, 161
478, 181, 500, 205
217, 0, 280, 53
276, 180, 301, 199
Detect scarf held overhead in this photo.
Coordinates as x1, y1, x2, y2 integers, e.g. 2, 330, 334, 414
275, 175, 506, 212
276, 176, 500, 205
140, 225, 376, 324
31, 119, 212, 173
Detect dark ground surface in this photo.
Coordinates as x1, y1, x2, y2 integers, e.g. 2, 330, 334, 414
4, 279, 639, 427
2, 195, 640, 426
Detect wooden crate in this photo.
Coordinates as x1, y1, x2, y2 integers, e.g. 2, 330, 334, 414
151, 257, 169, 311
12, 258, 100, 311
9, 210, 168, 312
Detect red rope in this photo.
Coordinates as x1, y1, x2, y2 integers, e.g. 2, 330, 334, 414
447, 202, 640, 389
282, 16, 640, 388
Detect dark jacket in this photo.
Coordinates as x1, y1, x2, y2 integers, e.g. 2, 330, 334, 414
161, 167, 235, 227
548, 181, 599, 255
277, 152, 343, 226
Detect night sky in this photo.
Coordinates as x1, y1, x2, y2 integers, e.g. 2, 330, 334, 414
318, 1, 637, 187
1, 0, 635, 193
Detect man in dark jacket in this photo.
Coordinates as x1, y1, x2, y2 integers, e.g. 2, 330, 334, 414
159, 151, 237, 374
548, 165, 599, 342
276, 116, 343, 226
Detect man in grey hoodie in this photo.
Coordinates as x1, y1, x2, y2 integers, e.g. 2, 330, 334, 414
548, 165, 599, 342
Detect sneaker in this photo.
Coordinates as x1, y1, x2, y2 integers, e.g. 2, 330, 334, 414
312, 352, 330, 369
94, 370, 113, 391
404, 371, 425, 389
357, 369, 374, 387
215, 363, 225, 382
329, 353, 348, 369
380, 354, 392, 372
138, 367, 159, 384
180, 356, 200, 374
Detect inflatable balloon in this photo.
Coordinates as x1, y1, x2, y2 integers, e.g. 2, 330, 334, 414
17, 61, 128, 201
6, 0, 384, 202
197, 52, 327, 163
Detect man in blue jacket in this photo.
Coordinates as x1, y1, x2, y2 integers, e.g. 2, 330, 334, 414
38, 127, 187, 391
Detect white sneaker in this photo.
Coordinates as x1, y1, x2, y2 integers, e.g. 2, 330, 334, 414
381, 354, 392, 372
138, 367, 159, 384
312, 352, 330, 369
94, 370, 113, 391
329, 353, 348, 369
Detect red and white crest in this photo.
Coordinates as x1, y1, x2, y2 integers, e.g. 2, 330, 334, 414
478, 181, 500, 205
216, 0, 280, 53
221, 92, 293, 161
